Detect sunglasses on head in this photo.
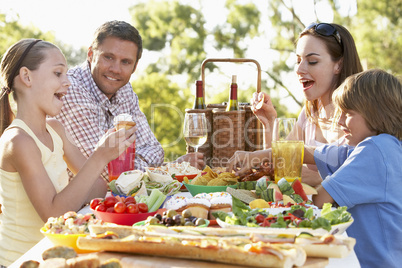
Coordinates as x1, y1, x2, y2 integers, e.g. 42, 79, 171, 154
301, 23, 342, 46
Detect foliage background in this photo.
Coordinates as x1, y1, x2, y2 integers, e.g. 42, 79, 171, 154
1, 0, 400, 162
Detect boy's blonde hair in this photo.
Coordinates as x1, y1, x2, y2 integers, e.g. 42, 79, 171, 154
333, 69, 402, 140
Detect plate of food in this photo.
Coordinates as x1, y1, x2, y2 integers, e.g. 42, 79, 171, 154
216, 217, 354, 235
214, 198, 354, 235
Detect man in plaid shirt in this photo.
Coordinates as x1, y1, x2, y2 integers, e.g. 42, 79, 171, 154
56, 21, 203, 181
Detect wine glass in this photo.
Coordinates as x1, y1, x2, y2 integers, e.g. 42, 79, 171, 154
272, 118, 304, 183
183, 113, 207, 153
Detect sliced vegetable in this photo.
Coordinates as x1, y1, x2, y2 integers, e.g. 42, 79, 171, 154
148, 189, 167, 212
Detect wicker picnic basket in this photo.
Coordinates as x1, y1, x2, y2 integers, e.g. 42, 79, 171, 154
186, 58, 264, 167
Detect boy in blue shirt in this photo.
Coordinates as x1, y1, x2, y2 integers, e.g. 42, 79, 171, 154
308, 69, 402, 268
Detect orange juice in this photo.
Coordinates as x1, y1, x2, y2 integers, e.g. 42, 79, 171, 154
272, 140, 304, 183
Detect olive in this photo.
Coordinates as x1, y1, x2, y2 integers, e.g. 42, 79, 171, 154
172, 215, 182, 225
190, 216, 197, 223
182, 209, 192, 218
147, 217, 160, 225
155, 213, 162, 221
165, 217, 174, 225
195, 218, 206, 226
162, 216, 169, 224
184, 221, 195, 226
166, 209, 178, 218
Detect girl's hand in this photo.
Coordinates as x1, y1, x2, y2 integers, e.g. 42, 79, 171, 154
95, 126, 137, 162
250, 92, 277, 128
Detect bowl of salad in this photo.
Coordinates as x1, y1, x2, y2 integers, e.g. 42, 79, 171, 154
40, 211, 104, 253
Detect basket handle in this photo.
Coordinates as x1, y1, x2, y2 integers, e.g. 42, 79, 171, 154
201, 58, 261, 99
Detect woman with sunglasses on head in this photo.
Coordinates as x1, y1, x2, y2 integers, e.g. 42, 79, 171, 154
0, 39, 136, 266
228, 23, 363, 186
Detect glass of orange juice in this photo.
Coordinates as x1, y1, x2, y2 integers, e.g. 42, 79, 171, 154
272, 118, 304, 183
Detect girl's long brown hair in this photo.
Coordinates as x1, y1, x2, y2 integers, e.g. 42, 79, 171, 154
0, 39, 55, 135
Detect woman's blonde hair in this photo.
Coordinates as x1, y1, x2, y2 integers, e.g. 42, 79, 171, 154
333, 69, 402, 140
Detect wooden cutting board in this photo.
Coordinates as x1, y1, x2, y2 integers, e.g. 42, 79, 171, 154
95, 252, 329, 268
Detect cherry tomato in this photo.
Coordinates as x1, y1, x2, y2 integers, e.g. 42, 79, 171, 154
126, 203, 139, 214
95, 204, 106, 212
138, 203, 148, 213
104, 196, 118, 208
114, 202, 127, 214
124, 196, 136, 205
90, 198, 102, 210
255, 214, 265, 223
106, 207, 115, 213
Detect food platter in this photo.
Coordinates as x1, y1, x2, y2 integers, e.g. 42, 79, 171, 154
133, 219, 210, 227
216, 216, 354, 235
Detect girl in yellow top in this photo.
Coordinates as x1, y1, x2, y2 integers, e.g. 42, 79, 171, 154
0, 39, 136, 265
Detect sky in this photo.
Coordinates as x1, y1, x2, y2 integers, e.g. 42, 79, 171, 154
0, 0, 355, 113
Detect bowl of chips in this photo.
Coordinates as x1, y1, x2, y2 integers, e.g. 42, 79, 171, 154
183, 166, 239, 196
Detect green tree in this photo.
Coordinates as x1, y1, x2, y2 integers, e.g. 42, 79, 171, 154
0, 13, 54, 56
0, 13, 86, 68
352, 0, 401, 74
129, 0, 273, 158
130, 0, 208, 82
132, 73, 192, 162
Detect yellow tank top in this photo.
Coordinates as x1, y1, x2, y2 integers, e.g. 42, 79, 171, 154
0, 119, 69, 266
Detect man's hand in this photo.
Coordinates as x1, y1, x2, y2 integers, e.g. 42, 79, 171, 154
176, 152, 205, 170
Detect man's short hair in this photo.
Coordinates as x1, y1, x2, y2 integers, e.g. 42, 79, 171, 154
91, 20, 143, 62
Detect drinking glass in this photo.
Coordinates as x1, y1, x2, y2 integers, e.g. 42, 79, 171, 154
183, 113, 207, 153
272, 118, 304, 183
107, 141, 135, 181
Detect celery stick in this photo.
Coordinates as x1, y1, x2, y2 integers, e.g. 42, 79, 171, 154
148, 189, 166, 212
149, 195, 166, 212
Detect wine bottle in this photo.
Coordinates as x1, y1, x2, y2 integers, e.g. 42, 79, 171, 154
226, 75, 239, 111
192, 80, 206, 109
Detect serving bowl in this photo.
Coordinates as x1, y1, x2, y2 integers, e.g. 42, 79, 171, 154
183, 182, 238, 196
174, 174, 198, 189
91, 209, 157, 226
40, 228, 96, 253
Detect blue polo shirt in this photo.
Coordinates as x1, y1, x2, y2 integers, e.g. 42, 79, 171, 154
314, 134, 402, 268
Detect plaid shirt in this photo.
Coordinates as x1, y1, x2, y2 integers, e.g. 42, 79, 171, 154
55, 61, 164, 181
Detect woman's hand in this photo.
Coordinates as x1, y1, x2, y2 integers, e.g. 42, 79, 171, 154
251, 92, 277, 129
227, 149, 272, 176
251, 92, 277, 148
